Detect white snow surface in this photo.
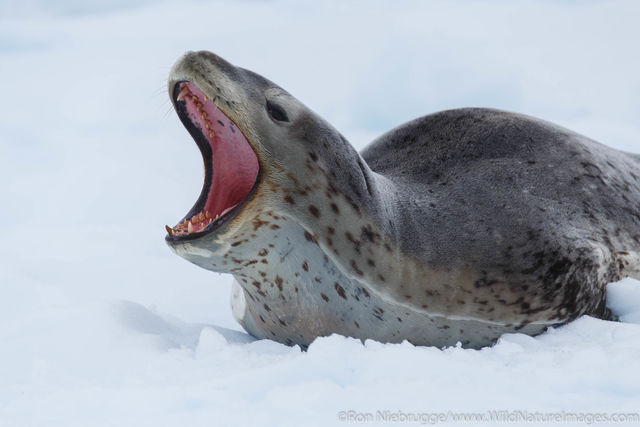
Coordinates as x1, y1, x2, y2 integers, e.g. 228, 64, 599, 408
2, 1, 640, 426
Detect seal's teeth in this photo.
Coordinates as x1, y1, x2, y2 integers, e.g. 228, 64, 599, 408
188, 221, 194, 233
209, 131, 215, 139
176, 86, 191, 102
205, 211, 210, 219
165, 225, 174, 235
198, 212, 205, 222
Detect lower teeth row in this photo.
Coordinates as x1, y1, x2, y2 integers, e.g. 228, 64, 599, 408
166, 210, 219, 235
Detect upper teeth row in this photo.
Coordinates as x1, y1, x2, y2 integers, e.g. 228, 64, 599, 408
177, 85, 216, 138
176, 85, 209, 103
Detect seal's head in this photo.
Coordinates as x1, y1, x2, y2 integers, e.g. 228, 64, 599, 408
165, 51, 366, 272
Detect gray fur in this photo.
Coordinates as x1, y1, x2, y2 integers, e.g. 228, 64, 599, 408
166, 51, 640, 348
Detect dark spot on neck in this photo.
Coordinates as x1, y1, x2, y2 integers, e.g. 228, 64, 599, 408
304, 230, 318, 244
351, 260, 363, 276
334, 283, 347, 300
308, 205, 320, 218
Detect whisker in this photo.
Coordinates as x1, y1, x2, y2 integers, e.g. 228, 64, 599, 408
163, 105, 174, 120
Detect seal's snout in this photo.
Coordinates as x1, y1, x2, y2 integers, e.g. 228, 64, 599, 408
191, 50, 235, 70
170, 50, 239, 87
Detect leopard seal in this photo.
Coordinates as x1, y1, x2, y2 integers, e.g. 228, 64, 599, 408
164, 50, 640, 348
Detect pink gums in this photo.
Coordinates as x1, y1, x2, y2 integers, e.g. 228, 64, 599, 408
177, 82, 259, 233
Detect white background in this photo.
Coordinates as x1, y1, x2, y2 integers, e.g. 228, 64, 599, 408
1, 1, 640, 426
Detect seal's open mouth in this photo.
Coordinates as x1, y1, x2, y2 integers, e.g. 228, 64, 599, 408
165, 81, 259, 240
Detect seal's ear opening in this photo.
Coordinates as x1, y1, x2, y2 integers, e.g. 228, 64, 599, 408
266, 100, 289, 123
166, 81, 260, 240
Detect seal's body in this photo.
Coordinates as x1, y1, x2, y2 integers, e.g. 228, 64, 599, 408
165, 51, 640, 348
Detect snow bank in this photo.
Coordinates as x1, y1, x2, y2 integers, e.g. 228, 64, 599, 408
3, 286, 640, 426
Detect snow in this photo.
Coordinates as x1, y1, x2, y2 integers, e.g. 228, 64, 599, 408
2, 1, 640, 426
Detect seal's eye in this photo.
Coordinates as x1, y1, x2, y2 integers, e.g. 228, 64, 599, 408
267, 101, 289, 123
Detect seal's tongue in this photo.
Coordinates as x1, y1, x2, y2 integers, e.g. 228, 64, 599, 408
167, 82, 259, 236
